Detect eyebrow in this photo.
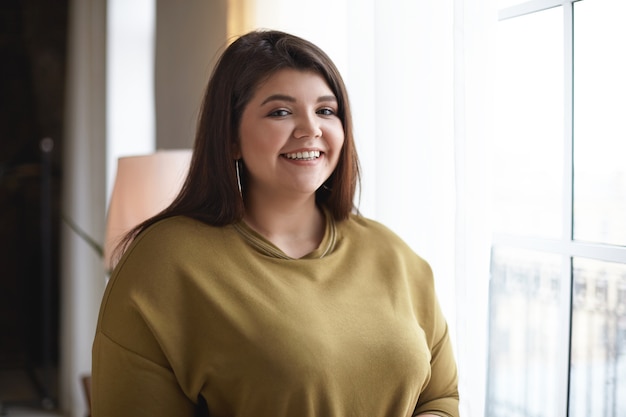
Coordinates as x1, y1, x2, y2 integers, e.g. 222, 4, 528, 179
260, 94, 337, 105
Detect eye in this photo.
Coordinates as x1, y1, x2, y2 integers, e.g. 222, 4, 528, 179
268, 109, 291, 117
317, 107, 336, 116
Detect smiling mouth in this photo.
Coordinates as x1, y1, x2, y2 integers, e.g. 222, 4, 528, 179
282, 150, 321, 161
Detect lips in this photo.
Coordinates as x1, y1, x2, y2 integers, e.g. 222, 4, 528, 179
282, 150, 322, 161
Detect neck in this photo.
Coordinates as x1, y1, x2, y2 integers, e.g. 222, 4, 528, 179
243, 192, 325, 258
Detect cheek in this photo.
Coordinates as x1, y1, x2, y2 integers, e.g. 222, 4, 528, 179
239, 126, 265, 155
242, 123, 286, 152
240, 137, 282, 167
329, 126, 345, 157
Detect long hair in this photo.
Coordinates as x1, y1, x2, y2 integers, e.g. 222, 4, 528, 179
114, 30, 361, 262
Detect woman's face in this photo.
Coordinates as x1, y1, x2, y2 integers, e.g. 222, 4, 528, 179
237, 69, 344, 202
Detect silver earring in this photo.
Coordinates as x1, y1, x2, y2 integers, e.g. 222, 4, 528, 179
235, 159, 242, 195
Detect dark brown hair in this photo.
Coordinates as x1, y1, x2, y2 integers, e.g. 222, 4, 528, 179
114, 30, 361, 262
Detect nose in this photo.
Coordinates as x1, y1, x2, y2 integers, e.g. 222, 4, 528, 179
293, 113, 322, 139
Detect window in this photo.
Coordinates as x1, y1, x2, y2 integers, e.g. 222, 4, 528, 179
487, 1, 626, 416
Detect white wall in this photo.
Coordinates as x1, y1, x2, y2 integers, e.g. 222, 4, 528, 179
155, 0, 228, 150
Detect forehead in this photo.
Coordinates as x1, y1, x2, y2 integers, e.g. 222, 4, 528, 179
252, 68, 334, 99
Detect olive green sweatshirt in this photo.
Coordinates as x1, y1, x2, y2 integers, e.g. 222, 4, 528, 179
92, 213, 459, 417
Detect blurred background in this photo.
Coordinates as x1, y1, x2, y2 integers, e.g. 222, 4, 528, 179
0, 1, 624, 417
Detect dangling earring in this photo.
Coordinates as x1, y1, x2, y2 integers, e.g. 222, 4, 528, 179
235, 159, 242, 195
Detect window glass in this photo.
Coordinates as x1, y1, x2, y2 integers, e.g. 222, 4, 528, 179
493, 7, 564, 238
573, 0, 626, 247
498, 0, 528, 9
487, 247, 564, 417
570, 258, 626, 417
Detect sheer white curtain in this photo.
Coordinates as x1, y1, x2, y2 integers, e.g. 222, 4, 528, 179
249, 1, 495, 416
453, 1, 496, 415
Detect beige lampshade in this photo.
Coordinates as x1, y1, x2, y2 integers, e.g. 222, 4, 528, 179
104, 149, 192, 270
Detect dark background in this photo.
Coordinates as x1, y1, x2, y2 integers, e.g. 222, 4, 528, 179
0, 0, 68, 403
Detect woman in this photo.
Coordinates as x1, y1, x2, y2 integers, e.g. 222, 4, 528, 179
92, 29, 459, 417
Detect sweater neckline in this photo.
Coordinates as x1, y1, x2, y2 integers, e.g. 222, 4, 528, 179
232, 208, 337, 260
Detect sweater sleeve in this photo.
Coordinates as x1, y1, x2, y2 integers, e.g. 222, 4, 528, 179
412, 295, 459, 417
91, 218, 202, 417
355, 217, 460, 417
412, 322, 459, 417
92, 331, 196, 417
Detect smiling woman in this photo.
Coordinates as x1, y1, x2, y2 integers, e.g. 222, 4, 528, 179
91, 30, 459, 417
237, 69, 344, 216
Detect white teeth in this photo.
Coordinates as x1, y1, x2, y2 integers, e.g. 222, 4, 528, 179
284, 150, 321, 160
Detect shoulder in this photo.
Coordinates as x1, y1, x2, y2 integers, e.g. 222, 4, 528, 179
139, 215, 232, 246
103, 216, 236, 314
113, 216, 233, 272
338, 214, 433, 276
341, 214, 419, 253
340, 213, 398, 238
136, 215, 215, 241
